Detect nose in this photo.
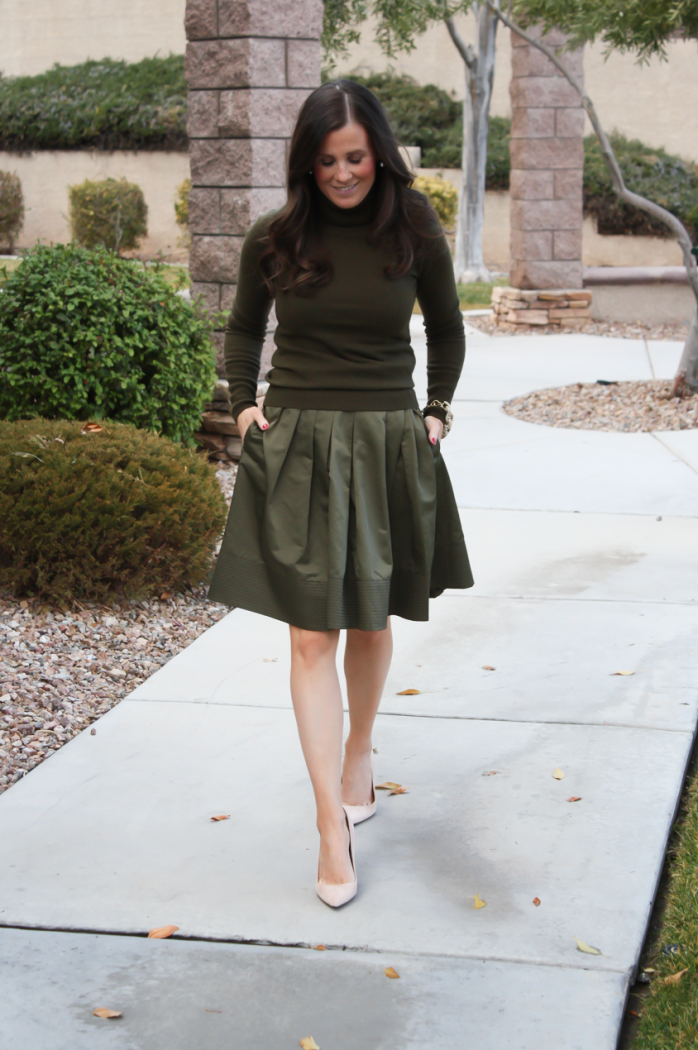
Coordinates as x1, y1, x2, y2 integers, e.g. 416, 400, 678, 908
335, 163, 352, 183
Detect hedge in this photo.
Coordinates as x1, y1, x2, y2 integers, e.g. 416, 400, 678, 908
0, 55, 187, 152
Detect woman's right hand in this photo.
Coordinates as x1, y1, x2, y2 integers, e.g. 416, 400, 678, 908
237, 405, 268, 443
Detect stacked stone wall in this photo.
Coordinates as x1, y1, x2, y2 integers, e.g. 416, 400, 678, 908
509, 27, 584, 290
184, 0, 322, 375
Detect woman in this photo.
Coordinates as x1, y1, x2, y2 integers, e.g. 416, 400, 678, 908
209, 80, 473, 908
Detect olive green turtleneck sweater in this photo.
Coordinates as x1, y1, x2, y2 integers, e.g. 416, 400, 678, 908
223, 189, 465, 424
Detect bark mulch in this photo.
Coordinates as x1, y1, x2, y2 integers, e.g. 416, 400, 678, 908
0, 462, 237, 794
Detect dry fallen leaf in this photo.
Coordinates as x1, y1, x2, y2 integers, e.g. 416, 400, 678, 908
389, 786, 408, 795
397, 688, 421, 695
92, 1008, 122, 1019
147, 925, 179, 939
300, 1039, 320, 1050
610, 670, 635, 676
210, 814, 230, 822
575, 937, 602, 955
376, 782, 402, 791
643, 968, 655, 974
628, 1010, 641, 1018
160, 591, 172, 601
568, 796, 582, 803
314, 944, 326, 951
81, 422, 105, 435
552, 768, 565, 780
482, 770, 499, 777
474, 893, 487, 910
533, 897, 541, 906
483, 665, 496, 671
660, 968, 689, 986
385, 967, 400, 979
263, 657, 278, 663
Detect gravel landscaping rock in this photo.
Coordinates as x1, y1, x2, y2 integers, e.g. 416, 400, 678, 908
503, 380, 698, 432
0, 461, 237, 795
465, 316, 690, 343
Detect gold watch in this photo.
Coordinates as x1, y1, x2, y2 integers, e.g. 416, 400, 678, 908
424, 400, 453, 437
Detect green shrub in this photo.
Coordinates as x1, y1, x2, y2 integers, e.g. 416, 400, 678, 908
175, 177, 190, 229
0, 171, 24, 252
0, 243, 216, 445
69, 177, 148, 252
339, 72, 463, 168
0, 418, 227, 602
413, 173, 458, 228
583, 132, 698, 241
0, 55, 187, 152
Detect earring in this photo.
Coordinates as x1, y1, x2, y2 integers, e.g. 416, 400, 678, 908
308, 170, 313, 175
379, 161, 384, 168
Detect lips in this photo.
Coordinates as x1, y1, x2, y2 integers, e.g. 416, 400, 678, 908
332, 183, 359, 194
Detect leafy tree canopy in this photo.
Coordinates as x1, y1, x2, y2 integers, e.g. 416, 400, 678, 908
509, 0, 698, 59
323, 0, 472, 61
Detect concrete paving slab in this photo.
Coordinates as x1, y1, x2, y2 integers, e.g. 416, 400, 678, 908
646, 341, 684, 379
0, 928, 627, 1050
652, 429, 698, 475
0, 700, 690, 974
128, 597, 698, 733
445, 402, 698, 515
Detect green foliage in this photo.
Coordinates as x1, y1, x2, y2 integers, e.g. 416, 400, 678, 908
69, 177, 148, 252
0, 418, 227, 602
336, 72, 463, 167
583, 133, 698, 241
484, 116, 512, 190
511, 0, 698, 60
323, 0, 473, 63
413, 174, 458, 227
174, 178, 191, 229
0, 171, 24, 252
0, 243, 216, 445
0, 55, 187, 152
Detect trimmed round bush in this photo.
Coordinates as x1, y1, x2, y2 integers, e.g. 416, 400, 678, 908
413, 174, 458, 229
0, 243, 217, 444
69, 176, 148, 252
0, 170, 24, 252
0, 418, 228, 602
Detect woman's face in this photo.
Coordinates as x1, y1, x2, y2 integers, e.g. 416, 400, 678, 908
313, 122, 376, 209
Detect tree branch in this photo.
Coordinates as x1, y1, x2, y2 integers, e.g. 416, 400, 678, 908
445, 15, 477, 67
481, 0, 698, 290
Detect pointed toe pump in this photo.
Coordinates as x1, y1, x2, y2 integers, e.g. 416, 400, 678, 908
316, 807, 357, 909
342, 751, 377, 825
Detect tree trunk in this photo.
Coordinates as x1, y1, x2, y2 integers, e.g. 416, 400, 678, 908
447, 5, 499, 284
484, 0, 698, 395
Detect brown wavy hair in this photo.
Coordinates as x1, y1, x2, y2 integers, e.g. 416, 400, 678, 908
258, 79, 440, 296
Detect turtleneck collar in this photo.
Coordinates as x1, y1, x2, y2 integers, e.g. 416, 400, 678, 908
316, 184, 376, 228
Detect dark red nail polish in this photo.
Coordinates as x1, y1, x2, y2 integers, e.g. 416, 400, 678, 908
431, 436, 436, 444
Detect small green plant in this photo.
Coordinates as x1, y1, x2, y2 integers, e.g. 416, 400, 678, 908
0, 418, 227, 602
174, 177, 191, 249
413, 174, 458, 228
69, 177, 148, 252
0, 243, 216, 444
0, 171, 24, 253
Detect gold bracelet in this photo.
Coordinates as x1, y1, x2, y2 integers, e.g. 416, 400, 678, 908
424, 400, 453, 437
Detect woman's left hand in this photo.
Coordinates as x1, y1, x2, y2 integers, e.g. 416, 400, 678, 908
424, 414, 444, 446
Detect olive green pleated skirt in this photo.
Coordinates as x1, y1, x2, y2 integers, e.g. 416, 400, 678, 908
208, 407, 473, 631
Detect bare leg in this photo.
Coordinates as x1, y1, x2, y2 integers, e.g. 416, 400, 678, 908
289, 626, 354, 885
342, 620, 393, 807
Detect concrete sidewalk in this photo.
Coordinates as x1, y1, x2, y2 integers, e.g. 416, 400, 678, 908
1, 322, 697, 1049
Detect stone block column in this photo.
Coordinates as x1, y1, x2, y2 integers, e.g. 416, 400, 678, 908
184, 0, 322, 375
509, 27, 584, 290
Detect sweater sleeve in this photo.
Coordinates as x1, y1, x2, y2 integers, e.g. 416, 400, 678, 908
415, 231, 465, 426
223, 213, 275, 422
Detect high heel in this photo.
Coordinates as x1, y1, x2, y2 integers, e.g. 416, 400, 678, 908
342, 751, 377, 825
316, 807, 357, 908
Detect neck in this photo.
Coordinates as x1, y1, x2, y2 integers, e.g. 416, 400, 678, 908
316, 185, 375, 228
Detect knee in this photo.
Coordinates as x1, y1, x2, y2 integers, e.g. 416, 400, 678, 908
291, 627, 338, 664
346, 626, 390, 651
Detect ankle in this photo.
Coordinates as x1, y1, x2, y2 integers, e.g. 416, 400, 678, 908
344, 736, 373, 759
316, 807, 347, 837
